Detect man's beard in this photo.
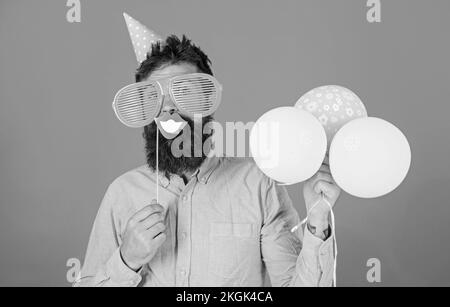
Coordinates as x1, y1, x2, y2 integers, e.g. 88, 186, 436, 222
143, 114, 213, 179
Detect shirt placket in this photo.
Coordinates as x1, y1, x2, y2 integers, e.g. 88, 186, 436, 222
175, 178, 196, 286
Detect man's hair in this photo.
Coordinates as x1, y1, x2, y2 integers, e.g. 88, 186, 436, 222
135, 35, 213, 82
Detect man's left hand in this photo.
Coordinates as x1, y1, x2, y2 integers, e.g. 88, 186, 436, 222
303, 155, 341, 238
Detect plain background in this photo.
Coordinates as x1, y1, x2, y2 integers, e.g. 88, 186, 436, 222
1, 0, 449, 286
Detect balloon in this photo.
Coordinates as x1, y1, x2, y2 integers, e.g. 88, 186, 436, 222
250, 107, 327, 184
329, 117, 411, 198
295, 85, 368, 148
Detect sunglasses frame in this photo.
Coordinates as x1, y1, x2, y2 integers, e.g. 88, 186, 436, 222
112, 73, 222, 128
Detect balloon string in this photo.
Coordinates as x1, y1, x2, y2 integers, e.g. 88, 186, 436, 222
156, 128, 159, 204
291, 192, 337, 287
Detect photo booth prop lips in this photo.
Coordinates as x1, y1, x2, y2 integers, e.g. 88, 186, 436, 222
155, 112, 187, 140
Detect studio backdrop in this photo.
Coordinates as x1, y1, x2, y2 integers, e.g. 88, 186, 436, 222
0, 0, 449, 286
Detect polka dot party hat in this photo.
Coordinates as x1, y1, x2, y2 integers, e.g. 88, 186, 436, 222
295, 85, 368, 150
123, 12, 163, 64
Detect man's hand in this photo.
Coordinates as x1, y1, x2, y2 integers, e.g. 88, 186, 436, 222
120, 200, 167, 271
303, 155, 341, 239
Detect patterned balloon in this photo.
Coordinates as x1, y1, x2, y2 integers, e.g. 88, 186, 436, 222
295, 85, 368, 149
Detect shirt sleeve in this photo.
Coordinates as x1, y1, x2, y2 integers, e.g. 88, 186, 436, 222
260, 176, 335, 287
73, 183, 143, 287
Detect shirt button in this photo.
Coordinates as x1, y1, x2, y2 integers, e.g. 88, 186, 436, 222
181, 232, 187, 240
180, 269, 186, 276
182, 195, 188, 202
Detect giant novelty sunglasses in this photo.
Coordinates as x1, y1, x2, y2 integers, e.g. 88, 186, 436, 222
112, 73, 222, 128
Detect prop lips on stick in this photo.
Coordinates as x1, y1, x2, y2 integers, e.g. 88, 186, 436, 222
117, 13, 165, 203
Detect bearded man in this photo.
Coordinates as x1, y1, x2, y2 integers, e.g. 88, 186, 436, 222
75, 35, 341, 287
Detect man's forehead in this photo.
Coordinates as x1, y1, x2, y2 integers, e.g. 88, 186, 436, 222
146, 63, 199, 81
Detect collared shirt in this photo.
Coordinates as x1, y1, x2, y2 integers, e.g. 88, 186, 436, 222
75, 157, 335, 287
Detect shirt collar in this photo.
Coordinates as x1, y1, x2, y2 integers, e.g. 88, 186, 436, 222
194, 156, 221, 184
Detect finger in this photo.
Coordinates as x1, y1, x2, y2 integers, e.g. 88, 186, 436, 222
145, 221, 166, 239
153, 232, 167, 245
311, 172, 334, 187
131, 202, 164, 223
138, 212, 164, 230
314, 180, 337, 196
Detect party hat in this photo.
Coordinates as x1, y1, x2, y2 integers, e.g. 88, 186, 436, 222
123, 12, 163, 63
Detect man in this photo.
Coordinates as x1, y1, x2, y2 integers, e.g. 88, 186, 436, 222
75, 35, 341, 287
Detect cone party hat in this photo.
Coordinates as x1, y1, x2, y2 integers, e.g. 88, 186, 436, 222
123, 12, 163, 63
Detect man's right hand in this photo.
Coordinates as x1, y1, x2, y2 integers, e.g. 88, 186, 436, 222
120, 199, 167, 271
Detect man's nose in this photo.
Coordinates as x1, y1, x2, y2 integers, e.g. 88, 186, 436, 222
161, 97, 177, 114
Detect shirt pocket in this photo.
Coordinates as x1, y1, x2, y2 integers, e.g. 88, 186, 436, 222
208, 222, 258, 279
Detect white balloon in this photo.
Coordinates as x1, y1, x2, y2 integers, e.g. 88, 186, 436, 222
250, 107, 327, 184
329, 117, 411, 198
